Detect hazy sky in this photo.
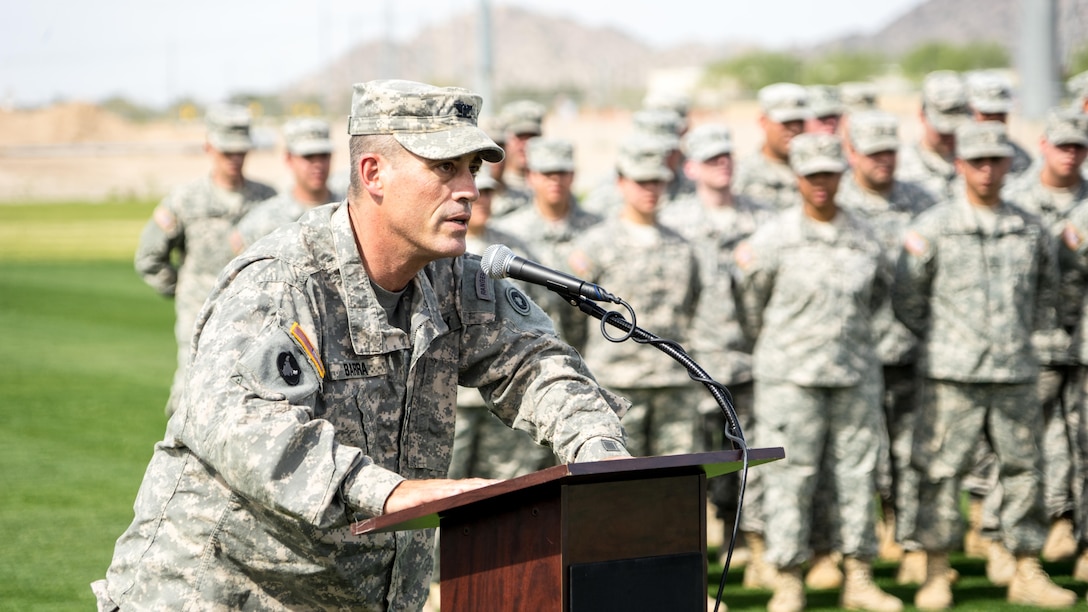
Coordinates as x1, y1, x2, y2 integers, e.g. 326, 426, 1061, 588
2, 0, 923, 108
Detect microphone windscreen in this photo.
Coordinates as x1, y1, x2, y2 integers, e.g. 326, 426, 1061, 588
480, 244, 515, 279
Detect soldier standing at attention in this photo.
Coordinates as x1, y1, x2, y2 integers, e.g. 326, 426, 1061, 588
966, 70, 1034, 180
805, 84, 845, 136
232, 117, 342, 252
658, 123, 775, 587
490, 100, 545, 217
733, 133, 900, 612
94, 79, 631, 611
837, 110, 938, 583
897, 71, 971, 203
134, 104, 276, 416
733, 82, 809, 211
568, 133, 701, 458
894, 121, 1075, 610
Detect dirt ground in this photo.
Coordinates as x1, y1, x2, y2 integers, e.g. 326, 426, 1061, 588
0, 99, 1045, 203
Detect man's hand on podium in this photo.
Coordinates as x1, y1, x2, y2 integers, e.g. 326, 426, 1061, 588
383, 478, 499, 515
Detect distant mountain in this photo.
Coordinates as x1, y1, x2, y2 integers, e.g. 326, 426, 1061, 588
284, 0, 1088, 111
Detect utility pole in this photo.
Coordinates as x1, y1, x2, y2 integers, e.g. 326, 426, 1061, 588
1018, 0, 1060, 119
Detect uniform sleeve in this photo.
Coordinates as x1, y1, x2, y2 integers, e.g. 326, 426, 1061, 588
177, 263, 403, 527
731, 231, 776, 343
893, 218, 937, 338
1032, 223, 1066, 359
455, 263, 630, 465
133, 197, 183, 297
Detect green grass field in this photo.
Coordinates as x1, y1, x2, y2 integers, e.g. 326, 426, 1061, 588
0, 201, 1082, 610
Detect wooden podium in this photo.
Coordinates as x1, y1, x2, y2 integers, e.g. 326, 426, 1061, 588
352, 447, 783, 611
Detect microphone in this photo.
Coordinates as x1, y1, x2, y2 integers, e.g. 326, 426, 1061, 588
480, 244, 620, 303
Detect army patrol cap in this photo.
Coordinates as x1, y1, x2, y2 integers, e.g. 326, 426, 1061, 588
479, 115, 507, 146
347, 79, 504, 164
967, 70, 1014, 115
283, 117, 334, 156
848, 111, 900, 155
789, 133, 847, 176
642, 90, 692, 119
922, 70, 970, 134
759, 83, 809, 123
206, 104, 254, 153
632, 108, 684, 150
681, 124, 732, 162
955, 121, 1013, 160
526, 137, 575, 173
1044, 108, 1088, 147
807, 85, 845, 119
1068, 70, 1088, 106
499, 100, 546, 136
840, 81, 878, 111
616, 133, 674, 182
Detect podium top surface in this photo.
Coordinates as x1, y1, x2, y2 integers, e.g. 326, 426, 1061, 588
351, 446, 783, 536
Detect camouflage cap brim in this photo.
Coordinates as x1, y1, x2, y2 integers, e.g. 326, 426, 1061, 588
925, 107, 969, 134
794, 158, 847, 176
289, 139, 335, 156
529, 160, 576, 173
688, 141, 733, 162
394, 126, 505, 164
619, 163, 673, 183
853, 137, 900, 156
767, 108, 809, 123
958, 143, 1014, 160
971, 100, 1012, 115
209, 132, 254, 154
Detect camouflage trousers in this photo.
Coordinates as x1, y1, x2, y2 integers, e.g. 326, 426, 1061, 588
878, 364, 923, 550
697, 382, 762, 534
447, 394, 555, 481
754, 373, 883, 568
980, 365, 1080, 537
913, 379, 1048, 554
618, 385, 701, 457
1069, 367, 1088, 545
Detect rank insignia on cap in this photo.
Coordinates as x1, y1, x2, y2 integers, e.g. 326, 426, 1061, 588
453, 100, 475, 119
506, 286, 532, 316
290, 322, 326, 379
277, 352, 302, 386
904, 231, 930, 257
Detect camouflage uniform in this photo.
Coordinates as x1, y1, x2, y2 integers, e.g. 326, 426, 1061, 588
966, 70, 1034, 179
733, 83, 809, 211
734, 203, 889, 567
569, 134, 702, 457
1061, 198, 1088, 551
893, 126, 1060, 555
134, 105, 276, 416
491, 100, 544, 218
96, 80, 630, 612
659, 123, 773, 533
838, 110, 939, 551
896, 71, 971, 203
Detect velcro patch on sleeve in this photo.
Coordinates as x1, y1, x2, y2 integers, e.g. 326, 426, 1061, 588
1062, 222, 1084, 252
153, 205, 178, 234
903, 231, 930, 257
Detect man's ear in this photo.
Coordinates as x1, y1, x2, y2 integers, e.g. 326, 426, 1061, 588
359, 154, 384, 197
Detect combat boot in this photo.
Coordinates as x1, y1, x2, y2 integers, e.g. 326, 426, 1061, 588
877, 506, 903, 562
805, 551, 843, 590
1006, 555, 1077, 607
1041, 516, 1077, 562
767, 565, 805, 612
840, 556, 903, 612
986, 540, 1016, 587
741, 531, 775, 589
895, 550, 926, 585
963, 496, 988, 558
1073, 548, 1088, 582
914, 551, 953, 611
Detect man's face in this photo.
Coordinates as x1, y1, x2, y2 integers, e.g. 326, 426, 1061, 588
505, 131, 538, 172
686, 153, 733, 191
850, 149, 897, 191
921, 111, 957, 157
1042, 140, 1088, 182
377, 148, 482, 263
207, 146, 246, 182
287, 152, 332, 193
618, 176, 665, 218
797, 171, 841, 211
806, 114, 841, 135
957, 156, 1011, 201
527, 170, 574, 207
762, 116, 804, 160
468, 188, 494, 233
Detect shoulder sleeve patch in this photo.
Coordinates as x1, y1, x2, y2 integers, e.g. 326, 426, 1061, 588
1062, 222, 1083, 252
153, 205, 178, 234
505, 286, 532, 316
475, 269, 494, 301
734, 241, 755, 271
289, 322, 325, 379
903, 230, 930, 257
